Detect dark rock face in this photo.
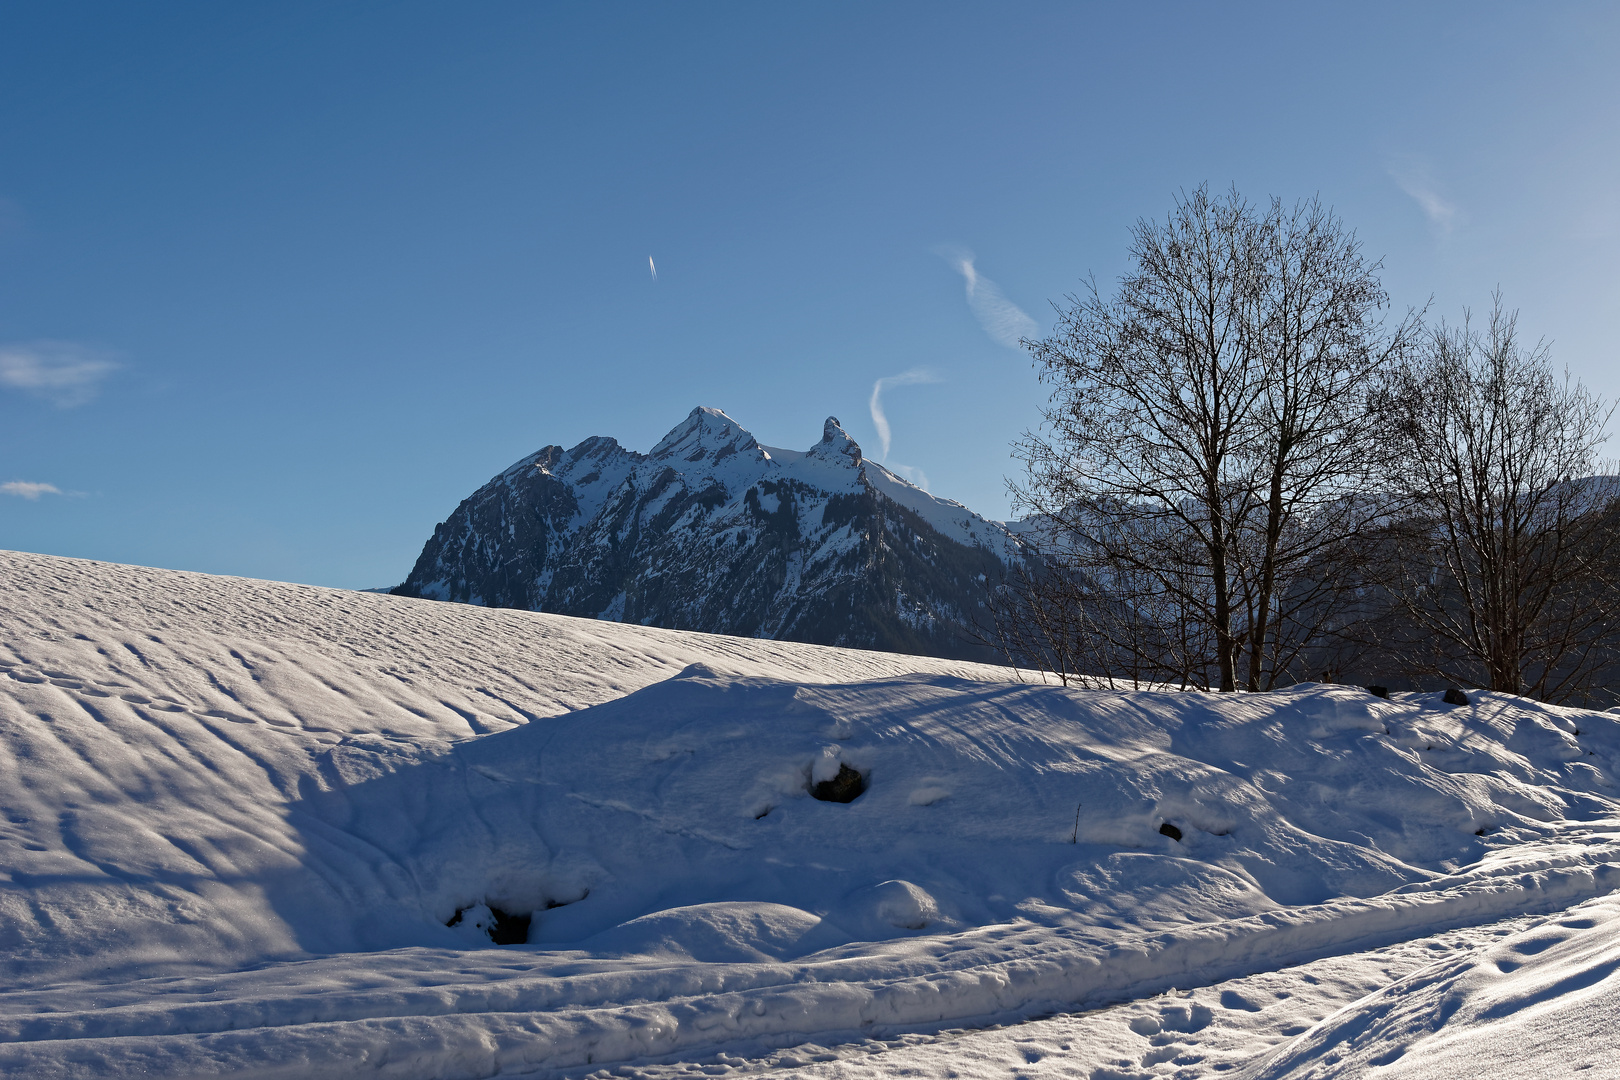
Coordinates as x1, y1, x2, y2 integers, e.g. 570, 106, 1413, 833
1158, 822, 1183, 841
394, 408, 1026, 662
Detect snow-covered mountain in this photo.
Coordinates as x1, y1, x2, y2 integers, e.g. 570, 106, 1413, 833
394, 407, 1025, 660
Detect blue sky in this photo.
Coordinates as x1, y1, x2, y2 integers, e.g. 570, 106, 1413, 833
2, 2, 1617, 588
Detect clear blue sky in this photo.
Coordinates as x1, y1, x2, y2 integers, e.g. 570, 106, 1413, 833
2, 2, 1617, 588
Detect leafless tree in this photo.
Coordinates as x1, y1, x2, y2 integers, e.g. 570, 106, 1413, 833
1231, 199, 1420, 688
983, 551, 1203, 689
1374, 296, 1620, 702
981, 561, 1096, 687
1010, 186, 1413, 691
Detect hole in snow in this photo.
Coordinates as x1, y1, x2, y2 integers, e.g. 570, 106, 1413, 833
446, 902, 532, 945
1158, 822, 1183, 842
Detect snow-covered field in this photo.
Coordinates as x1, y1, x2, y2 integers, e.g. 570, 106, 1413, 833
1, 549, 1617, 1079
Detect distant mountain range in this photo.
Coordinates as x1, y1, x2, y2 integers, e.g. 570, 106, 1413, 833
392, 407, 1027, 661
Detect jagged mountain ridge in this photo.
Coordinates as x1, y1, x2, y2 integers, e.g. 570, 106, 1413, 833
394, 407, 1025, 660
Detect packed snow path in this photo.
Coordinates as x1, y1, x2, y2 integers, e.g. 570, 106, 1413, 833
1, 550, 1617, 1079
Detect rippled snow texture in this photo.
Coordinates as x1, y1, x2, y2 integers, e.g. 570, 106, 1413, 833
2, 549, 1618, 1079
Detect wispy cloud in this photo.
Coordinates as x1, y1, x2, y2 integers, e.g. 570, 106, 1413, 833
868, 368, 939, 461
1387, 158, 1462, 233
938, 247, 1038, 348
0, 341, 118, 407
1, 481, 61, 500
649, 255, 657, 281
869, 369, 940, 492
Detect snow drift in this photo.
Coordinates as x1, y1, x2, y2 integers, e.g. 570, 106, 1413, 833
1, 549, 1618, 1079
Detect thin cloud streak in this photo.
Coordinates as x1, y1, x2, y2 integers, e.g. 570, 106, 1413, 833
1, 481, 61, 500
1387, 159, 1462, 233
0, 341, 117, 407
649, 256, 657, 281
939, 247, 1038, 348
868, 368, 939, 461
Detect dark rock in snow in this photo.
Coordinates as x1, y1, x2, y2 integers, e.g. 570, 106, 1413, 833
812, 763, 866, 803
1443, 687, 1471, 706
1365, 685, 1389, 699
1158, 821, 1183, 841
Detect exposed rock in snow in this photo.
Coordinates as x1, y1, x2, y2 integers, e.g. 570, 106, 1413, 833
811, 762, 866, 803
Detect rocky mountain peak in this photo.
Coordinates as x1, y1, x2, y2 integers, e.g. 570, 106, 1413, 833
394, 407, 1026, 663
649, 406, 763, 467
807, 415, 862, 467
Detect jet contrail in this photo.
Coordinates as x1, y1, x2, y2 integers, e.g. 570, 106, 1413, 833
868, 369, 939, 461
937, 247, 1038, 349
649, 256, 657, 281
1387, 157, 1461, 232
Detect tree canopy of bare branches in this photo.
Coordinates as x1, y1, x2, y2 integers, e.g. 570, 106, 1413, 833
1007, 186, 1414, 691
1373, 297, 1620, 702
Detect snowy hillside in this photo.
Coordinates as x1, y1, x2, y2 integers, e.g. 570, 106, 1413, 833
393, 408, 1023, 662
2, 549, 1619, 1079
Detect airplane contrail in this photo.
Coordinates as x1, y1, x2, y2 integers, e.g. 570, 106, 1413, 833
937, 247, 1038, 349
649, 256, 657, 281
868, 368, 939, 461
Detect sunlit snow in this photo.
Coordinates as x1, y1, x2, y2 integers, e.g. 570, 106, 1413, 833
1, 549, 1617, 1079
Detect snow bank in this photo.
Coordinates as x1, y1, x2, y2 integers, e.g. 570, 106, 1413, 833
0, 550, 1013, 987
2, 549, 1618, 1079
1246, 887, 1620, 1080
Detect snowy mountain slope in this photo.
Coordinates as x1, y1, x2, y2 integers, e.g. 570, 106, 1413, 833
1, 549, 1619, 1079
393, 408, 1025, 661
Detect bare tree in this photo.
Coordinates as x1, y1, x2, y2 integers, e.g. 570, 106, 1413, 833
1228, 197, 1420, 689
983, 548, 1205, 689
1375, 296, 1620, 701
1011, 186, 1411, 690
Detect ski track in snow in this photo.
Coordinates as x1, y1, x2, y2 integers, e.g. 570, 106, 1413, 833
594, 914, 1536, 1080
1, 549, 1619, 1079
